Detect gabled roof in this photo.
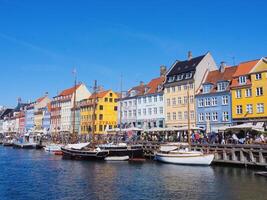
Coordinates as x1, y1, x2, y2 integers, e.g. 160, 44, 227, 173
59, 84, 82, 96
233, 59, 259, 77
204, 66, 237, 84
146, 77, 165, 94
89, 90, 110, 99
167, 54, 205, 76
36, 96, 46, 103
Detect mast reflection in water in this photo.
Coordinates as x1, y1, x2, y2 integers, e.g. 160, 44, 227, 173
0, 147, 266, 200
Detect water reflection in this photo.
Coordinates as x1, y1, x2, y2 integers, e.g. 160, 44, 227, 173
0, 147, 266, 200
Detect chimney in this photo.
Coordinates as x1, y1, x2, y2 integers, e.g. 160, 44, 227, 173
219, 61, 226, 73
140, 81, 144, 86
160, 65, 167, 77
188, 51, 193, 60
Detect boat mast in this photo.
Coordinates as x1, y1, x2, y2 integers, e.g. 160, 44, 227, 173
91, 80, 97, 145
187, 81, 191, 146
119, 74, 122, 136
72, 68, 77, 143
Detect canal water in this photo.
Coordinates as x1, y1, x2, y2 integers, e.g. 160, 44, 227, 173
0, 146, 266, 200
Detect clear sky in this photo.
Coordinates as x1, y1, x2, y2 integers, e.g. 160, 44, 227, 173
0, 0, 266, 107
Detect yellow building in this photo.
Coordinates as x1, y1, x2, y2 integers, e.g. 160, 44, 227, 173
80, 90, 118, 134
231, 58, 267, 123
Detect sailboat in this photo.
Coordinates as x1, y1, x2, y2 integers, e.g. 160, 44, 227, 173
61, 79, 109, 160
155, 82, 214, 165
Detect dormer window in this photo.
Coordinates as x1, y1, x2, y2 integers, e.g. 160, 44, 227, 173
168, 76, 175, 83
157, 85, 162, 91
203, 84, 212, 93
239, 76, 246, 85
130, 90, 136, 97
145, 87, 149, 93
177, 74, 183, 81
185, 72, 192, 79
217, 81, 229, 92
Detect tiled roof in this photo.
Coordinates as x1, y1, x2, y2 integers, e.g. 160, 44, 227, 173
233, 59, 259, 77
59, 84, 82, 96
146, 77, 165, 94
89, 90, 110, 99
128, 85, 146, 96
204, 66, 237, 84
36, 96, 46, 103
167, 55, 205, 76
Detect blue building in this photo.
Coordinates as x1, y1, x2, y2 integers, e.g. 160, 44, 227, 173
196, 63, 237, 133
42, 106, 51, 133
25, 103, 35, 132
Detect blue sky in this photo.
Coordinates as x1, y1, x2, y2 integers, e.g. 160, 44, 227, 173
0, 0, 266, 107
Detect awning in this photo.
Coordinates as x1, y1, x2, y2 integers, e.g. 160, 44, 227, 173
66, 142, 90, 150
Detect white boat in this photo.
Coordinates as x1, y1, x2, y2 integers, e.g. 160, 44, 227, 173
105, 156, 129, 161
44, 144, 63, 152
155, 143, 214, 166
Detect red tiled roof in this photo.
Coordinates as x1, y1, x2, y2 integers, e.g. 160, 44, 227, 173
36, 96, 46, 103
89, 90, 110, 99
233, 59, 259, 77
129, 85, 146, 96
146, 77, 165, 94
59, 84, 82, 96
204, 66, 237, 84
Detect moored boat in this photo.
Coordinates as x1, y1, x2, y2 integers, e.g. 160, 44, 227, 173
13, 141, 37, 149
155, 143, 214, 166
44, 144, 63, 153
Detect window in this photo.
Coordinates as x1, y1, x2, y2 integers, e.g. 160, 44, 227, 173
236, 105, 243, 114
245, 88, 252, 97
217, 82, 228, 91
99, 114, 103, 120
184, 96, 188, 104
222, 96, 229, 105
129, 110, 132, 117
256, 87, 263, 96
133, 110, 136, 116
124, 111, 127, 118
114, 106, 118, 111
255, 73, 262, 80
148, 108, 152, 115
167, 99, 170, 106
184, 111, 188, 120
205, 113, 211, 121
190, 95, 194, 103
148, 97, 152, 103
159, 107, 163, 114
222, 112, 229, 121
211, 97, 217, 106
212, 112, 218, 121
239, 76, 246, 84
138, 109, 141, 116
199, 113, 204, 122
203, 84, 212, 93
99, 105, 104, 110
154, 96, 157, 102
183, 85, 188, 90
190, 111, 194, 120
109, 98, 113, 102
138, 98, 141, 104
257, 103, 264, 113
177, 85, 181, 91
198, 99, 204, 107
159, 96, 163, 101
190, 83, 194, 90
172, 87, 175, 92
166, 88, 170, 93
204, 98, 211, 106
172, 98, 176, 106
154, 107, 157, 114
185, 72, 192, 79
143, 109, 146, 115
99, 125, 103, 132
124, 102, 127, 107
129, 101, 132, 106
167, 113, 171, 120
173, 112, 176, 120
143, 97, 147, 103
133, 100, 137, 105
246, 104, 253, 114
178, 112, 182, 120
104, 98, 108, 102
236, 90, 242, 98
177, 97, 182, 105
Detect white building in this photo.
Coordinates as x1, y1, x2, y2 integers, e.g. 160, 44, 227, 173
51, 83, 91, 133
119, 67, 166, 129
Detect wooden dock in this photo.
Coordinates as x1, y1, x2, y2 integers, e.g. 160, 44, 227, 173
140, 142, 267, 168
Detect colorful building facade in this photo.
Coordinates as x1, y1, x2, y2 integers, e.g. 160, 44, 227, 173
164, 52, 217, 128
231, 58, 267, 127
196, 63, 237, 132
80, 90, 118, 135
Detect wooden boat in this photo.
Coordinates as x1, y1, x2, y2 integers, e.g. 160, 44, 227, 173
61, 143, 109, 160
98, 143, 144, 159
155, 143, 214, 165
